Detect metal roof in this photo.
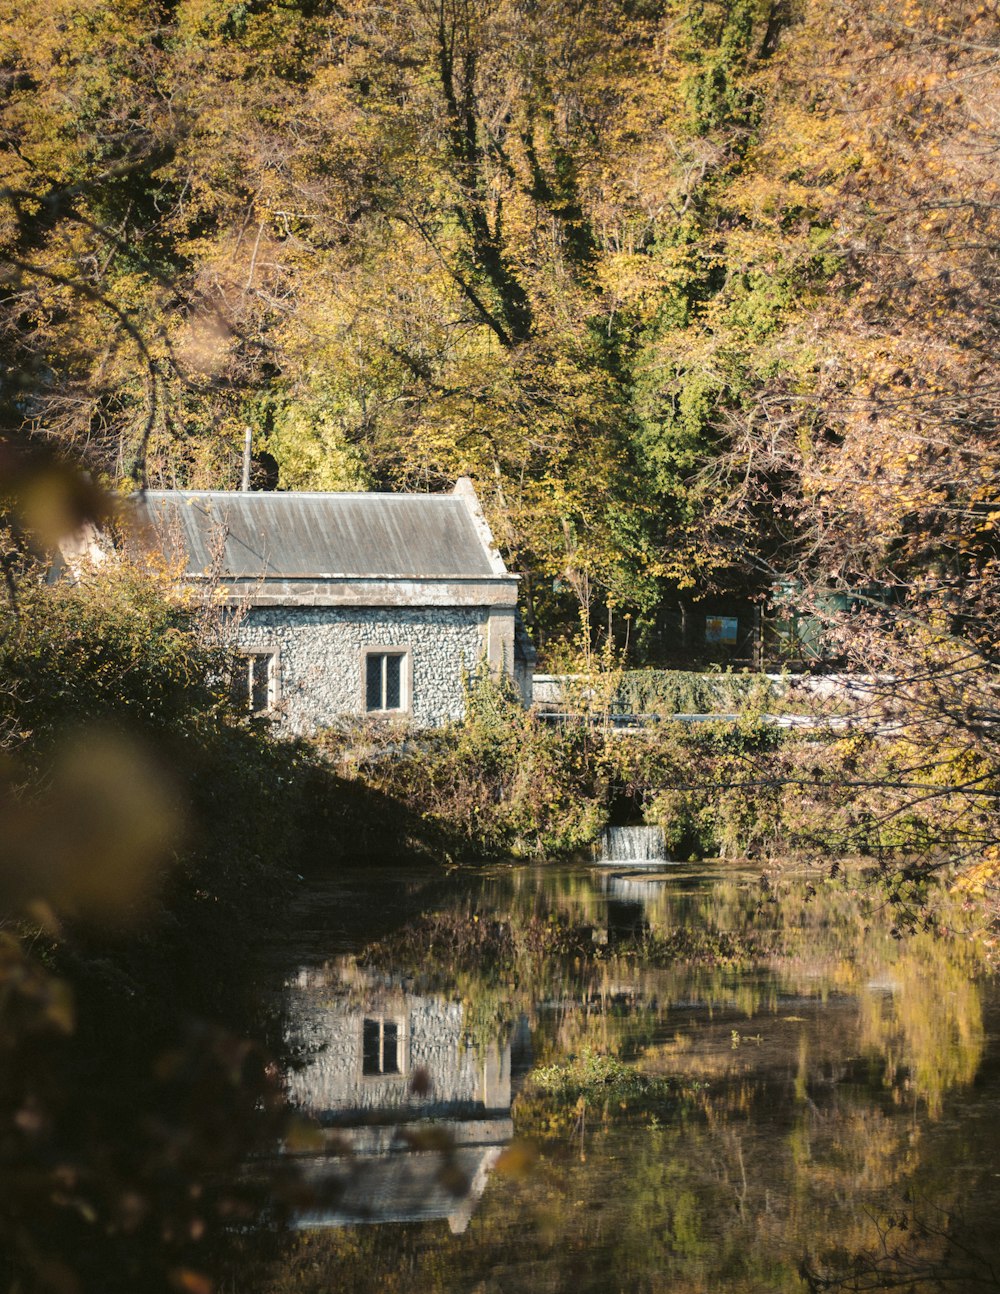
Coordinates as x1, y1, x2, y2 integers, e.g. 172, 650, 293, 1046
129, 490, 506, 580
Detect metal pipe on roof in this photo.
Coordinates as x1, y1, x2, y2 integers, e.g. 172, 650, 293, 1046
241, 426, 252, 492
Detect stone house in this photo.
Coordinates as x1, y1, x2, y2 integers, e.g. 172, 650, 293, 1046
129, 478, 533, 733
285, 962, 515, 1124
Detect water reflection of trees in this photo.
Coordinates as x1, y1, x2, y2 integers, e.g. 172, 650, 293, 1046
268, 1104, 989, 1294
362, 867, 988, 1118
271, 864, 1000, 1294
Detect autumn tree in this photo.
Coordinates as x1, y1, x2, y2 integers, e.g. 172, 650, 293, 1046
687, 0, 1000, 867
1, 0, 795, 652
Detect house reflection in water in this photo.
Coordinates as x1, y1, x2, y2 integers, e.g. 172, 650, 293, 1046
282, 959, 525, 1233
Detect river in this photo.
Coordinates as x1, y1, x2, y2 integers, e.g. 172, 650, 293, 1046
247, 856, 1000, 1294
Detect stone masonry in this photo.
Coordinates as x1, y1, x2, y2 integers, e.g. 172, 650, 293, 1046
285, 973, 511, 1122
236, 605, 484, 733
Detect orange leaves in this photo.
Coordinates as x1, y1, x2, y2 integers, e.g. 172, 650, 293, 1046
0, 933, 76, 1043
169, 1269, 213, 1294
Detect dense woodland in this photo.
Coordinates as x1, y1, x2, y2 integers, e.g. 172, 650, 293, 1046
0, 0, 996, 815
1, 0, 997, 640
3, 0, 997, 867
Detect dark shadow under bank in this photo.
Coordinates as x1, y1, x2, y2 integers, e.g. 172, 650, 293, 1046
5, 702, 622, 1294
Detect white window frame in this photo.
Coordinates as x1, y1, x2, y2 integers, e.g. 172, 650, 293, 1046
236, 648, 280, 715
361, 645, 412, 715
360, 1014, 409, 1079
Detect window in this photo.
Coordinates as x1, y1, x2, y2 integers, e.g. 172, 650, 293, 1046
235, 651, 278, 714
705, 616, 739, 645
365, 650, 407, 713
362, 1017, 406, 1076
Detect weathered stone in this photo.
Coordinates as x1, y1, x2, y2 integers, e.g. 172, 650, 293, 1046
237, 605, 484, 733
285, 968, 511, 1121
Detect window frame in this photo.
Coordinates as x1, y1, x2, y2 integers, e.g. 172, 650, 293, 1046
360, 1014, 409, 1079
235, 647, 281, 716
361, 645, 412, 716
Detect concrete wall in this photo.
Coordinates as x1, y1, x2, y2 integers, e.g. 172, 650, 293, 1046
236, 605, 485, 733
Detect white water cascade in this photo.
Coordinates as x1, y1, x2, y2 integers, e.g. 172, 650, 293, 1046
599, 825, 668, 865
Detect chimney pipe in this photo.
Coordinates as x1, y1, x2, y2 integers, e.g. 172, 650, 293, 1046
241, 425, 252, 492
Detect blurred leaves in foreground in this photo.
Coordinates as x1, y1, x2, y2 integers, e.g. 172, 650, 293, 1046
0, 729, 180, 927
0, 467, 304, 1293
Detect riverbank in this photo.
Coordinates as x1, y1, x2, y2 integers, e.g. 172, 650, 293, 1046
319, 674, 996, 881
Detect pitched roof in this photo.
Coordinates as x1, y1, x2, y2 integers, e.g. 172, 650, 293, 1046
129, 482, 509, 581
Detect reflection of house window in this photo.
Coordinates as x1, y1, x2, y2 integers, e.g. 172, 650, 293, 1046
364, 650, 409, 713
362, 1017, 406, 1076
236, 651, 279, 714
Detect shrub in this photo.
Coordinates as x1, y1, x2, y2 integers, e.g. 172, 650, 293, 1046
335, 673, 609, 859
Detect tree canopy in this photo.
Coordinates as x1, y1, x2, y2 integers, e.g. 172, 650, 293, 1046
1, 0, 998, 654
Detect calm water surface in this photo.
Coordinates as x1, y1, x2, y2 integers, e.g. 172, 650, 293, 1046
255, 860, 1000, 1294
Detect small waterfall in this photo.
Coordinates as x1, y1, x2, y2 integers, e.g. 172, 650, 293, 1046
599, 824, 667, 864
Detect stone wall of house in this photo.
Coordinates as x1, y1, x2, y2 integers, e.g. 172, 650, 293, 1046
236, 605, 485, 733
